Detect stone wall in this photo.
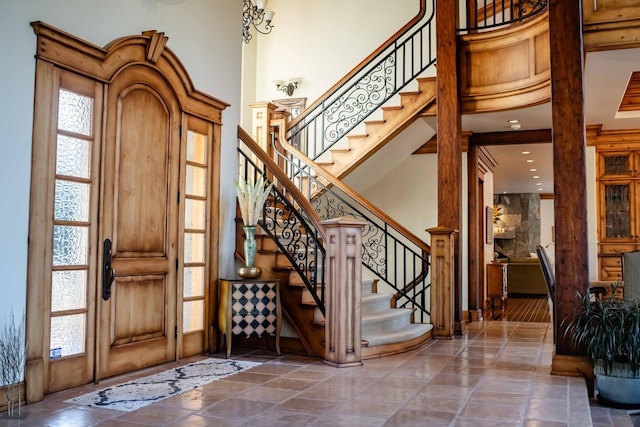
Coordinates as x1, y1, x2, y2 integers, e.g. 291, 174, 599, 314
493, 193, 541, 259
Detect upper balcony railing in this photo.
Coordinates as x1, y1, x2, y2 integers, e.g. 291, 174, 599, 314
461, 0, 548, 32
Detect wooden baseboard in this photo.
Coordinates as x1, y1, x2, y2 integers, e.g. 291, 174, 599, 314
0, 382, 26, 413
551, 353, 595, 397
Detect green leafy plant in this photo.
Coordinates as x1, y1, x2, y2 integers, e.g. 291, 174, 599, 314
563, 284, 640, 376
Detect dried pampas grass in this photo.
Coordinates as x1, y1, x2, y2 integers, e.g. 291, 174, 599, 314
235, 177, 272, 226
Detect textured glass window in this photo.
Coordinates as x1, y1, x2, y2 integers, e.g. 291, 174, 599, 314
185, 166, 206, 197
187, 131, 207, 165
604, 155, 630, 175
50, 314, 86, 357
604, 184, 631, 238
54, 180, 90, 222
182, 300, 204, 332
58, 89, 93, 136
56, 135, 90, 178
53, 225, 89, 266
184, 199, 206, 230
51, 270, 87, 311
183, 266, 205, 298
183, 232, 205, 263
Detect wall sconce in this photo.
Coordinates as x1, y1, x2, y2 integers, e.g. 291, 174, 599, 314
243, 0, 275, 44
273, 78, 302, 97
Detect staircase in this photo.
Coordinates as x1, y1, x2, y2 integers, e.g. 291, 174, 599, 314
320, 77, 437, 179
237, 203, 432, 359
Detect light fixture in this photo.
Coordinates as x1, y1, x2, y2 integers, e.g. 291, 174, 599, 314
243, 0, 275, 44
533, 175, 540, 179
273, 77, 302, 96
522, 151, 530, 155
508, 119, 521, 130
527, 159, 534, 163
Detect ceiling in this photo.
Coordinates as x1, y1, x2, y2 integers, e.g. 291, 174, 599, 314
461, 48, 640, 194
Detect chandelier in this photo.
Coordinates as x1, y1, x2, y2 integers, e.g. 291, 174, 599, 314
243, 0, 275, 43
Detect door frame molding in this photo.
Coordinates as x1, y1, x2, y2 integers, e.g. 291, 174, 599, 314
26, 22, 228, 402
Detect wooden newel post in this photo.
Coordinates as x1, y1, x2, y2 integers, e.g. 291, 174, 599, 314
321, 217, 366, 367
249, 102, 278, 155
427, 226, 457, 338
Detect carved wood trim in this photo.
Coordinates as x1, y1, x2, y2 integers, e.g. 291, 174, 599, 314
458, 10, 551, 113
31, 21, 228, 123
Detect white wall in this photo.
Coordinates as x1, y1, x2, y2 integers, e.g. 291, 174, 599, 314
0, 0, 243, 328
250, 0, 420, 109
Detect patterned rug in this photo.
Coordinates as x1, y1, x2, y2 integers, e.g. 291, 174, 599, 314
64, 358, 261, 412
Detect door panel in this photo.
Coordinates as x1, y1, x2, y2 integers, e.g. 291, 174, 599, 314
98, 65, 180, 379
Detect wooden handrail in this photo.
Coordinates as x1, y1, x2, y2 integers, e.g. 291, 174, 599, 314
286, 0, 428, 130
277, 133, 430, 255
237, 125, 327, 243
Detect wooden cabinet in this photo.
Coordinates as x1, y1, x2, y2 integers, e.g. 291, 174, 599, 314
218, 278, 281, 358
486, 262, 507, 313
597, 149, 640, 279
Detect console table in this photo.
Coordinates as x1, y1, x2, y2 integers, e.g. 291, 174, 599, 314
218, 278, 281, 358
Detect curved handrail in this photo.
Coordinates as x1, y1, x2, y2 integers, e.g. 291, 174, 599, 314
286, 1, 436, 161
280, 137, 429, 256
287, 0, 428, 130
238, 126, 326, 243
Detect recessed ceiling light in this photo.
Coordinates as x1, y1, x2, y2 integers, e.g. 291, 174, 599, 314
538, 188, 543, 191
522, 151, 530, 155
530, 168, 537, 172
527, 159, 534, 163
536, 183, 542, 186
533, 175, 539, 179
508, 119, 520, 124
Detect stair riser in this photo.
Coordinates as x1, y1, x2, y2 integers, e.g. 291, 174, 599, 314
362, 312, 412, 335
362, 295, 393, 314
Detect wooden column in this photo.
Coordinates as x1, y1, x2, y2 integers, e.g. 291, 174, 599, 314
467, 143, 482, 321
548, 0, 590, 374
321, 217, 365, 367
428, 227, 456, 338
436, 0, 463, 334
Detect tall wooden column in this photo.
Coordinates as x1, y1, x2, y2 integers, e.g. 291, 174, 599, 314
322, 217, 365, 367
467, 143, 482, 321
548, 0, 591, 375
436, 0, 463, 333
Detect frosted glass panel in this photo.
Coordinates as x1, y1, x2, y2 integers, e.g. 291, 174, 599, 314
183, 233, 205, 263
183, 266, 205, 297
55, 180, 90, 222
185, 199, 205, 230
58, 89, 93, 136
56, 135, 90, 178
185, 166, 206, 197
53, 226, 89, 266
50, 314, 85, 357
51, 270, 87, 311
187, 131, 207, 165
183, 300, 204, 333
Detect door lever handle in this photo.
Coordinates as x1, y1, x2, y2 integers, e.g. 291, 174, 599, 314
102, 238, 116, 300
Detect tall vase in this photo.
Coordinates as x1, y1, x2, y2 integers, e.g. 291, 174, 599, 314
238, 225, 262, 278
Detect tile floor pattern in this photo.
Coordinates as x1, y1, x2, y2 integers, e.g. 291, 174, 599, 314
1, 320, 632, 427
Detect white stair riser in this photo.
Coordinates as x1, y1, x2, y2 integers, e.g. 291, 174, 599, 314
362, 310, 412, 335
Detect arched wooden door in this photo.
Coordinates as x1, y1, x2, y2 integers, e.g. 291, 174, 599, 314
97, 65, 181, 379
26, 23, 227, 400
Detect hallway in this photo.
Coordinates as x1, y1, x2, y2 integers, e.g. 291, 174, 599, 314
4, 320, 616, 426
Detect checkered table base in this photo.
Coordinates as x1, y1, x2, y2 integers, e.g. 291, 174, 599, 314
231, 283, 278, 337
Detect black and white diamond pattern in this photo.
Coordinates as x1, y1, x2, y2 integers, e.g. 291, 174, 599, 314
231, 282, 278, 337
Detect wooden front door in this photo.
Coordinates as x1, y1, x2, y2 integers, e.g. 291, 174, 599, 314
27, 25, 226, 401
97, 65, 181, 379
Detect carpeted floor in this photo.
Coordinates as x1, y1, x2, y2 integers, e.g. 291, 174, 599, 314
489, 295, 551, 322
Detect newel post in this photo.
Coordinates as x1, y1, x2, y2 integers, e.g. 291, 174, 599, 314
427, 226, 457, 338
249, 102, 278, 155
321, 217, 366, 367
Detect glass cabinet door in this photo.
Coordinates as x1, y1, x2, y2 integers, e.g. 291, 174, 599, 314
600, 181, 635, 240
598, 152, 635, 179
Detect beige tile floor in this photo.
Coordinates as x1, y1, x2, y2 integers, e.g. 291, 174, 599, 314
1, 320, 633, 427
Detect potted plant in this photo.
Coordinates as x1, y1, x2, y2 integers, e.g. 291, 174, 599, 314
235, 176, 272, 278
563, 285, 640, 408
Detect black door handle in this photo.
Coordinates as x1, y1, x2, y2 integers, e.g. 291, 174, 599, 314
102, 238, 116, 300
